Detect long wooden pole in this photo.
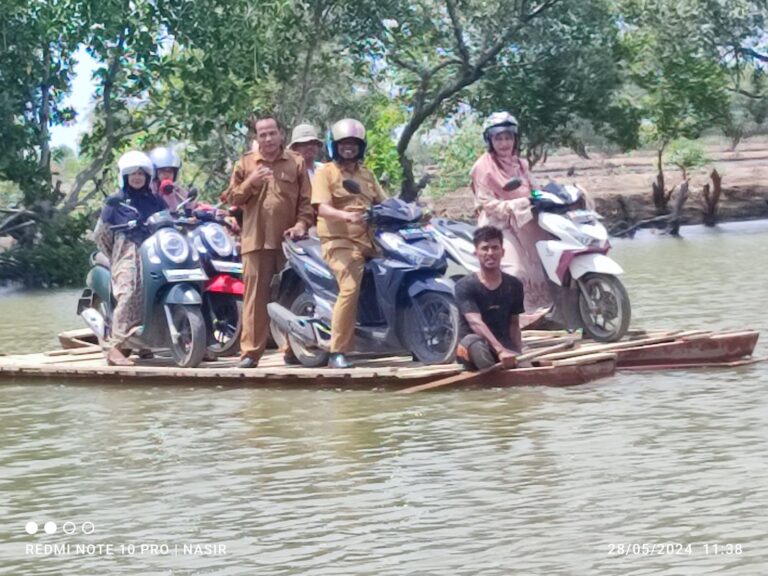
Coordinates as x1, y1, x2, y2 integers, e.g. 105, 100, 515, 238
397, 340, 577, 394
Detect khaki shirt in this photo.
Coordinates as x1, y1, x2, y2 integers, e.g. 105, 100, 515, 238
225, 148, 315, 253
312, 162, 387, 250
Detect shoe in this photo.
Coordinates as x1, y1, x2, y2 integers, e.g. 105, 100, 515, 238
106, 347, 134, 367
237, 357, 259, 369
327, 353, 353, 369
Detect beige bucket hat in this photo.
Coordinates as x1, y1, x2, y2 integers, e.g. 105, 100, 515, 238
289, 123, 322, 148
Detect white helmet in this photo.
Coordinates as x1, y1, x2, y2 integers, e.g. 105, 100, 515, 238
118, 151, 155, 184
149, 146, 182, 172
482, 111, 519, 151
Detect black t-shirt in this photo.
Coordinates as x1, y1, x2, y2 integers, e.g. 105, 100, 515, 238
455, 272, 525, 349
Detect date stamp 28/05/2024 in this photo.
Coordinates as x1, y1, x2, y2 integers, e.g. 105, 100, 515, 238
608, 543, 743, 557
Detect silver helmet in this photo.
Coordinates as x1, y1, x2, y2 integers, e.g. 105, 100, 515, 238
148, 146, 182, 181
329, 118, 367, 161
482, 112, 519, 152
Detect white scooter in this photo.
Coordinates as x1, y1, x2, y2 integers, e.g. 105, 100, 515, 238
430, 179, 631, 342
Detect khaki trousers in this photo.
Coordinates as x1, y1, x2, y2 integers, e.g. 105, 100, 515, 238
323, 245, 374, 353
241, 249, 285, 361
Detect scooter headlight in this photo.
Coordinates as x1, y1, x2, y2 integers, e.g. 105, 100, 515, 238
157, 229, 190, 264
201, 223, 233, 257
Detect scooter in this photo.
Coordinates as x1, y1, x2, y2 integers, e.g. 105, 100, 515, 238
430, 218, 479, 282
77, 193, 209, 367
267, 183, 459, 367
188, 205, 244, 357
432, 180, 631, 342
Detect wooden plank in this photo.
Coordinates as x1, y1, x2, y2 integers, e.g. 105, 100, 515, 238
619, 356, 765, 371
397, 340, 577, 394
551, 352, 617, 366
45, 346, 102, 357
536, 333, 683, 361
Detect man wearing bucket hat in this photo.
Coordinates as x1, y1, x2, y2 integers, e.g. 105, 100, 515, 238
288, 123, 324, 181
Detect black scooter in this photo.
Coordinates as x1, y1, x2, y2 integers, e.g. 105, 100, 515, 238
268, 183, 459, 367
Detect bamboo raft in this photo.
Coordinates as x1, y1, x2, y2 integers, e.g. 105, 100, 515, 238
0, 328, 760, 391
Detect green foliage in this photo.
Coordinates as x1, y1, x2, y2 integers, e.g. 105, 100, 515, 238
622, 0, 733, 150
425, 118, 484, 198
666, 138, 709, 174
363, 102, 406, 191
0, 212, 95, 288
472, 0, 641, 155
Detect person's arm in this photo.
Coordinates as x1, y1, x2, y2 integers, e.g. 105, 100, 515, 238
317, 204, 364, 223
93, 218, 114, 257
226, 160, 272, 206
312, 167, 364, 224
295, 158, 316, 230
507, 276, 525, 354
508, 314, 522, 353
464, 312, 507, 356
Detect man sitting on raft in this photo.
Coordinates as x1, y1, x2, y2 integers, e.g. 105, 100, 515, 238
455, 225, 525, 371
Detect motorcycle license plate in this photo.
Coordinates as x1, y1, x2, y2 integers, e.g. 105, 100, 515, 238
399, 228, 430, 241
568, 209, 598, 224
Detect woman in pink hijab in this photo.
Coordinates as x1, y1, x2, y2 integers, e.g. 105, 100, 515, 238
470, 112, 552, 325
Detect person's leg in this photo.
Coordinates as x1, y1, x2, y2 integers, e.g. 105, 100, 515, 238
456, 334, 498, 371
324, 246, 365, 365
239, 250, 261, 365
250, 249, 285, 361
106, 242, 143, 366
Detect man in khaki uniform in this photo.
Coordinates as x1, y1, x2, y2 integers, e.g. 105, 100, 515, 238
312, 118, 387, 369
226, 115, 315, 368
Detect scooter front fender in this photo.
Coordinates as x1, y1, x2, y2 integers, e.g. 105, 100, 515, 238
570, 253, 624, 279
164, 283, 203, 306
407, 276, 456, 299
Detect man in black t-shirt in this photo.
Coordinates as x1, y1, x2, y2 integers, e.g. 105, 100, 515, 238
455, 225, 525, 370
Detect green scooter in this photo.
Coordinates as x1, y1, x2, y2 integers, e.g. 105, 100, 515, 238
77, 192, 209, 367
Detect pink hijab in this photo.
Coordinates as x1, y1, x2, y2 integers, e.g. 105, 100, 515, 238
470, 151, 534, 230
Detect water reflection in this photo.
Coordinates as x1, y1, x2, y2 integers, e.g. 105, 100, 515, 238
0, 222, 767, 574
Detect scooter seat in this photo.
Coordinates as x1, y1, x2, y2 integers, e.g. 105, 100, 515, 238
433, 218, 476, 243
292, 236, 325, 264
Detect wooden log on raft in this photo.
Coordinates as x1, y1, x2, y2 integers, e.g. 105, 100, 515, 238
537, 333, 685, 361
397, 340, 578, 394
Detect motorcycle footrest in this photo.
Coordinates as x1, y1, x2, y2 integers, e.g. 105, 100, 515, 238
77, 289, 95, 315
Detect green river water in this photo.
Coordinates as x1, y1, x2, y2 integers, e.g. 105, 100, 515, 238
0, 220, 766, 575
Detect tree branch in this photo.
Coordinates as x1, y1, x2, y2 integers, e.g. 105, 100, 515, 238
737, 47, 768, 63
445, 0, 471, 69
728, 87, 765, 100
524, 0, 561, 21
388, 53, 424, 76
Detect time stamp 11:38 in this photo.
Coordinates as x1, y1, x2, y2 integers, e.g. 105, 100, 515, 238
608, 543, 743, 556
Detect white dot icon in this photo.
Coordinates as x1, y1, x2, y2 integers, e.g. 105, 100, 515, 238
25, 522, 38, 535
44, 521, 57, 534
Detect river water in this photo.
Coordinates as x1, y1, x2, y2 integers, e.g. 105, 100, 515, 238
0, 221, 766, 575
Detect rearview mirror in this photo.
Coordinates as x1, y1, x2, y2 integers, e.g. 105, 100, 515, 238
503, 178, 522, 191
105, 196, 122, 207
188, 187, 199, 200
342, 179, 362, 194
